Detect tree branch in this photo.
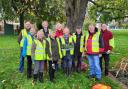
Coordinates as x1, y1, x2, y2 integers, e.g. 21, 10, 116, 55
88, 0, 124, 12
88, 0, 99, 6
112, 15, 128, 20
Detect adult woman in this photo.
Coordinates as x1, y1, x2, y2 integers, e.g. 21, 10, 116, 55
85, 24, 104, 80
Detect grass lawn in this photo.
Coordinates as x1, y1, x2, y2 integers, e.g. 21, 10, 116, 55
0, 30, 128, 89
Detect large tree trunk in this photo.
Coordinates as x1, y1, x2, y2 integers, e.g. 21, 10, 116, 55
65, 0, 89, 33
19, 11, 24, 34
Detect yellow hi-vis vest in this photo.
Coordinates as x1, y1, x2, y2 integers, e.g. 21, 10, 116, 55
73, 33, 85, 52
85, 31, 100, 52
46, 37, 62, 60
20, 29, 33, 55
20, 29, 27, 47
56, 38, 63, 59
46, 37, 52, 60
26, 34, 32, 56
34, 39, 46, 60
61, 36, 74, 57
109, 38, 115, 48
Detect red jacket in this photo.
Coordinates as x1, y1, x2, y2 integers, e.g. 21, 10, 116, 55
101, 30, 113, 52
55, 30, 63, 38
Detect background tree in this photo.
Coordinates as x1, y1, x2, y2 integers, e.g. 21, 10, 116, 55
88, 0, 128, 23
65, 0, 128, 32
1, 0, 128, 33
65, 0, 89, 32
0, 0, 65, 31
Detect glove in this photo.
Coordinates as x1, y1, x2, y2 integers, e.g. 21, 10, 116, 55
106, 50, 111, 54
50, 57, 52, 61
99, 54, 102, 57
52, 63, 55, 70
82, 52, 85, 57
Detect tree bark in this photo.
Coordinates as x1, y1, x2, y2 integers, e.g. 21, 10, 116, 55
19, 11, 24, 33
65, 0, 89, 33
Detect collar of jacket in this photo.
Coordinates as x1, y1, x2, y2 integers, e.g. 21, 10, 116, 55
101, 29, 107, 33
75, 32, 82, 36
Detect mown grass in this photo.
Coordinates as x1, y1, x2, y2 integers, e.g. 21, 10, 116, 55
0, 30, 128, 89
110, 30, 128, 68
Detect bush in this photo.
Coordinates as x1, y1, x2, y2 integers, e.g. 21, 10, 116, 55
82, 17, 95, 31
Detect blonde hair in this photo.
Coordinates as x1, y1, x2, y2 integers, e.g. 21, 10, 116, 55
63, 27, 70, 34
31, 24, 37, 32
55, 23, 63, 30
36, 31, 45, 39
24, 20, 31, 24
42, 21, 48, 26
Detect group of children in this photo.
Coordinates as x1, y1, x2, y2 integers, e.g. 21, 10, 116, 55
18, 20, 114, 83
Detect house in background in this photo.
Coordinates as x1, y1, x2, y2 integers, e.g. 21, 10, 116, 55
0, 20, 19, 35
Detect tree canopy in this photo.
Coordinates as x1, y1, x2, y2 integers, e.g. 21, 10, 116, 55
88, 0, 128, 23
0, 0, 128, 31
0, 0, 65, 22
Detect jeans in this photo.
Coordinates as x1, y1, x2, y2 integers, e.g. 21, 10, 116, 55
88, 54, 101, 79
63, 55, 73, 70
19, 48, 24, 73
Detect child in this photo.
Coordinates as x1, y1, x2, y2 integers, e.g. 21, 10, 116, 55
73, 26, 85, 72
31, 31, 51, 83
54, 23, 63, 70
40, 21, 51, 73
30, 26, 37, 64
60, 27, 74, 76
43, 31, 62, 82
55, 23, 63, 38
30, 25, 37, 39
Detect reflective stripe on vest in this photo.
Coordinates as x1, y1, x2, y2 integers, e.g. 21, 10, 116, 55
34, 40, 46, 60
61, 36, 74, 56
46, 38, 62, 60
109, 38, 115, 48
85, 32, 100, 52
20, 29, 27, 47
73, 33, 85, 52
56, 38, 62, 59
46, 37, 52, 60
22, 29, 27, 37
26, 34, 32, 55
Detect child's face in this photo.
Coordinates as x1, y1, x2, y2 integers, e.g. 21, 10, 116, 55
30, 28, 36, 36
56, 24, 62, 31
57, 26, 62, 30
51, 33, 55, 38
38, 33, 43, 39
76, 28, 81, 34
37, 32, 44, 40
63, 28, 70, 35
